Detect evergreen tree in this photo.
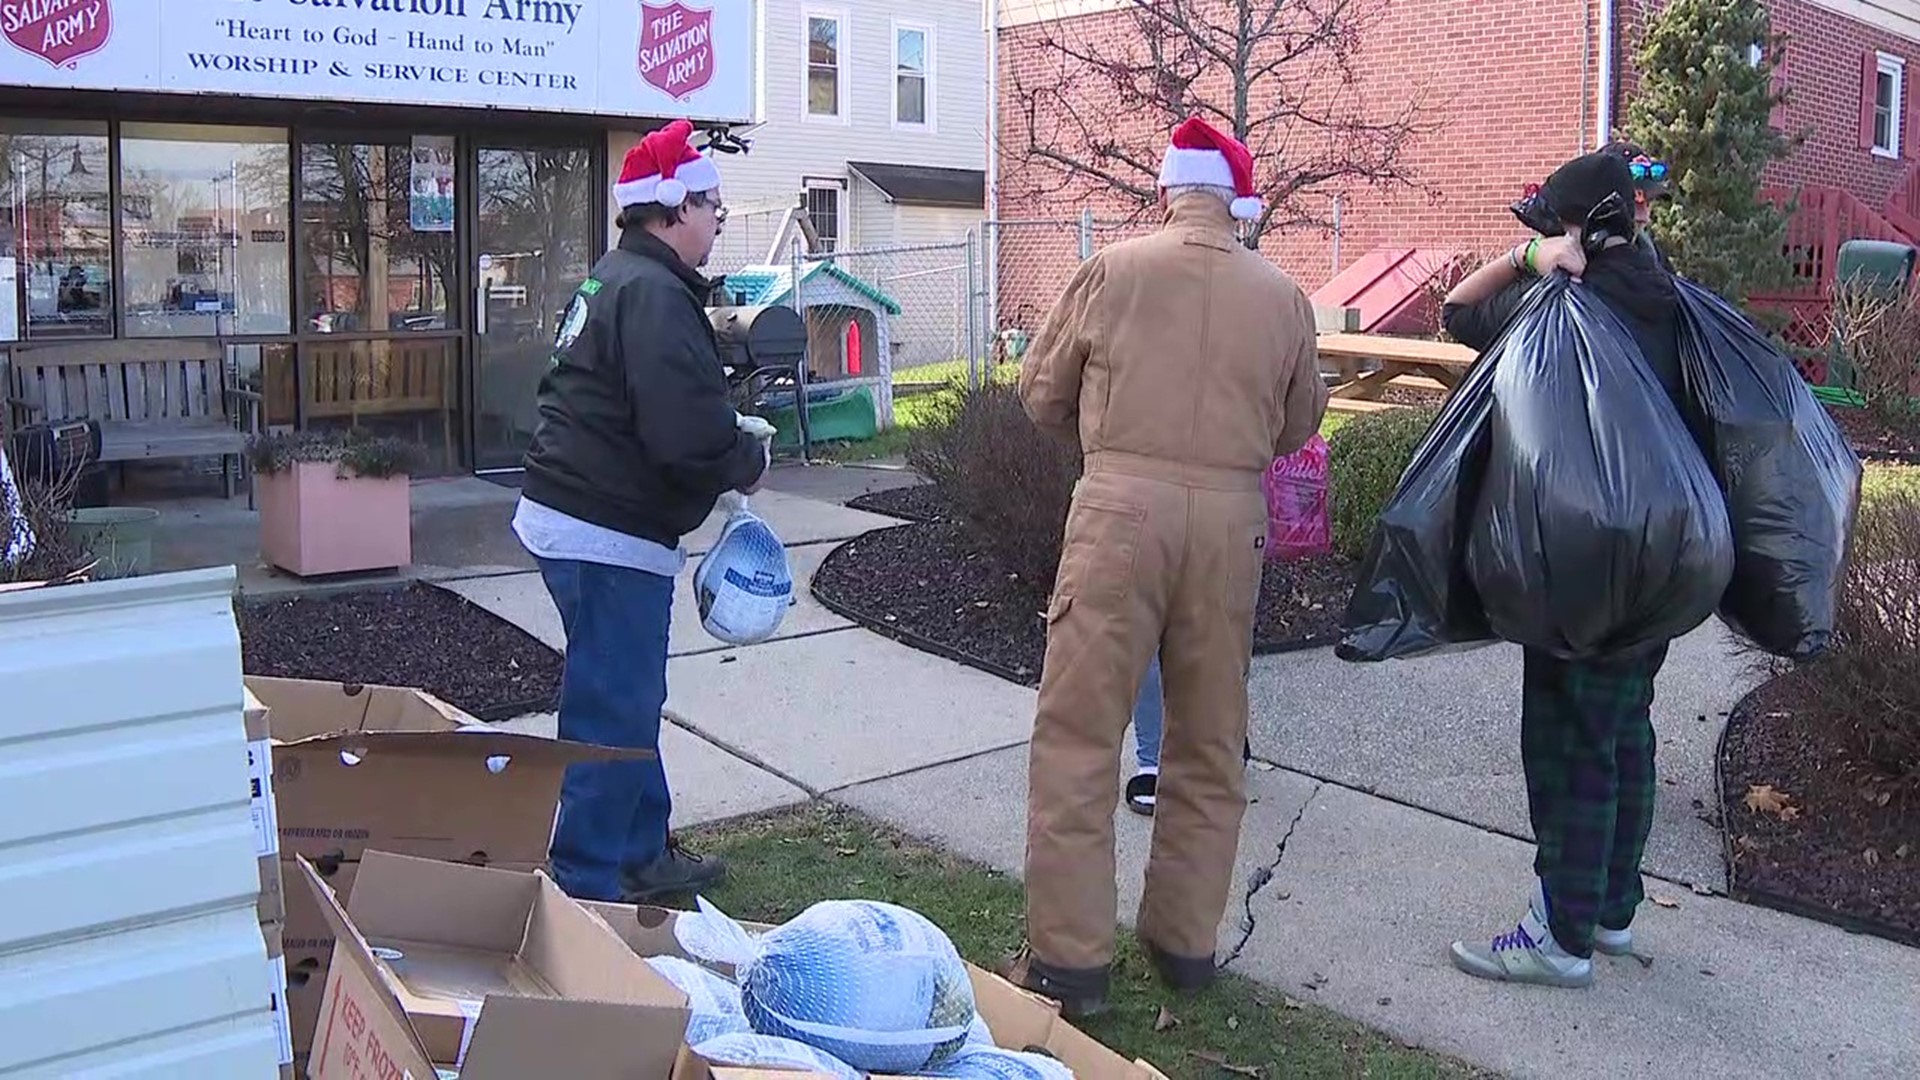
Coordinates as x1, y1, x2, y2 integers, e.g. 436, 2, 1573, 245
1625, 0, 1798, 303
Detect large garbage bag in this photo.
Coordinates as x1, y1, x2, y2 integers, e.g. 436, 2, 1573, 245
1673, 278, 1862, 659
1466, 279, 1734, 658
1334, 285, 1537, 663
675, 897, 976, 1074
1338, 275, 1737, 662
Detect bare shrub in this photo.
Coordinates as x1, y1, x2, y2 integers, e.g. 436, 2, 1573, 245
1805, 490, 1920, 783
0, 455, 89, 586
1829, 283, 1920, 436
905, 380, 1081, 592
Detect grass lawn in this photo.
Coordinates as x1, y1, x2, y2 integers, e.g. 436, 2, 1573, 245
688, 804, 1488, 1080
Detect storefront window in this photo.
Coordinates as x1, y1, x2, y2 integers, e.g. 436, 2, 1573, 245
118, 124, 292, 338
0, 119, 112, 340
299, 139, 456, 334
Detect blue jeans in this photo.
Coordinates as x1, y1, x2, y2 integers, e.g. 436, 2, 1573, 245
538, 556, 675, 901
1133, 653, 1165, 770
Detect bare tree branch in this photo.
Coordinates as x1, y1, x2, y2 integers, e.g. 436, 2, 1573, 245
1005, 0, 1444, 247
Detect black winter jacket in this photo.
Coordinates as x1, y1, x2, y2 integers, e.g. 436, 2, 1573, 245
521, 229, 765, 546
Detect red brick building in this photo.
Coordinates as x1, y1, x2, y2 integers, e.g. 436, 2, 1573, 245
992, 0, 1920, 342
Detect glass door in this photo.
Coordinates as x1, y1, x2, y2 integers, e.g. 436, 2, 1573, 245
472, 141, 595, 472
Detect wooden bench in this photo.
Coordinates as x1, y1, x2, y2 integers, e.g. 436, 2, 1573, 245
1315, 332, 1477, 413
290, 340, 456, 467
4, 339, 262, 499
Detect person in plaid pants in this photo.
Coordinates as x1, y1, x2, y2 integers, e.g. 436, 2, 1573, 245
1436, 152, 1685, 988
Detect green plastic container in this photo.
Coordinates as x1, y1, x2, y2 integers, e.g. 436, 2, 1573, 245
64, 506, 161, 578
767, 386, 879, 447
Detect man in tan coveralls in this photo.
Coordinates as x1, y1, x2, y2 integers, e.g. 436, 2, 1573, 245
1009, 117, 1329, 1017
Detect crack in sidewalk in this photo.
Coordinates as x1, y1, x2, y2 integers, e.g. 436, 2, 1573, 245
1218, 779, 1325, 972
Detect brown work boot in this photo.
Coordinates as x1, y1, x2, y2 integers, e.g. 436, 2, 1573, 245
1003, 944, 1110, 1019
1143, 938, 1218, 994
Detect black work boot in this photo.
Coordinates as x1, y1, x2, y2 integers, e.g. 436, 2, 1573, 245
1004, 945, 1110, 1019
1144, 938, 1218, 994
620, 837, 727, 902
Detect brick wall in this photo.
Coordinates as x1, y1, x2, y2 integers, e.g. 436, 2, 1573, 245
995, 0, 1920, 335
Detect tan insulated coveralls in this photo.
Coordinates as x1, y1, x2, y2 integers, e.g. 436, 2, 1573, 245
1019, 194, 1329, 970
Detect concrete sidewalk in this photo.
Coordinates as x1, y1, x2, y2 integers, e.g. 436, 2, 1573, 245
457, 481, 1920, 1080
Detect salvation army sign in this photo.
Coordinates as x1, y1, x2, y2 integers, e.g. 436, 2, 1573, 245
638, 2, 712, 101
3, 0, 111, 68
0, 0, 755, 124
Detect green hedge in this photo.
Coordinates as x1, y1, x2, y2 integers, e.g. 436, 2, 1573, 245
1326, 407, 1440, 561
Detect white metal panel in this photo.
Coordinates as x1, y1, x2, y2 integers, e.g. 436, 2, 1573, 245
0, 566, 279, 1078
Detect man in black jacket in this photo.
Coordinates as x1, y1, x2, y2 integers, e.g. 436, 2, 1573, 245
1440, 153, 1683, 988
514, 119, 769, 903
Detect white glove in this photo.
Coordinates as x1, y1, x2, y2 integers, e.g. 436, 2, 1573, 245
735, 412, 775, 495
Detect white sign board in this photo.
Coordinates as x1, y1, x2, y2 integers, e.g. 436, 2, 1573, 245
0, 0, 755, 123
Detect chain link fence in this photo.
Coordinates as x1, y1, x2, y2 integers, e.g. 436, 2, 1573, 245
984, 213, 1158, 366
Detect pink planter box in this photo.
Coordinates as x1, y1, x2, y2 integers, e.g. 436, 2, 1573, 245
257, 461, 412, 577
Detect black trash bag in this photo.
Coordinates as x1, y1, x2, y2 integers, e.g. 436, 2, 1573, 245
1673, 278, 1863, 659
1333, 287, 1568, 663
1466, 277, 1735, 659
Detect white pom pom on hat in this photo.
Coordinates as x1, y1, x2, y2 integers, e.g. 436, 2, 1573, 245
1157, 117, 1263, 221
613, 118, 722, 209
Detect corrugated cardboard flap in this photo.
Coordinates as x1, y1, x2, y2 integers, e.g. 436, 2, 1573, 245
338, 852, 691, 1080
294, 855, 439, 1079
285, 728, 651, 765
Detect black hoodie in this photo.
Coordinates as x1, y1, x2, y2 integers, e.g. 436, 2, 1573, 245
1442, 243, 1684, 406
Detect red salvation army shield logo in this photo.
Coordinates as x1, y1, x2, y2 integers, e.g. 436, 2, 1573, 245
638, 2, 715, 101
3, 0, 113, 69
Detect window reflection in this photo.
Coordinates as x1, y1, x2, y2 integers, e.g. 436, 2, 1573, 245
299, 140, 455, 334
119, 123, 291, 337
0, 120, 112, 339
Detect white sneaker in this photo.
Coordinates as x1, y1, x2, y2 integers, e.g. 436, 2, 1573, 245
1531, 880, 1633, 956
1450, 905, 1593, 988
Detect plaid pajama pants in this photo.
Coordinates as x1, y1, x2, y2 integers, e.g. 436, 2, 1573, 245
1520, 644, 1669, 959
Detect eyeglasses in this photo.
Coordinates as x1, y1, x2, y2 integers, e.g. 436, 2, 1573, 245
1629, 160, 1669, 182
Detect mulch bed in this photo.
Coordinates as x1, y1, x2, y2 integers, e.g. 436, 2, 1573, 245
818, 490, 1354, 685
1718, 666, 1920, 946
240, 583, 564, 721
1824, 404, 1920, 463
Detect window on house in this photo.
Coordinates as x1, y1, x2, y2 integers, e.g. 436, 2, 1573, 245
896, 26, 930, 127
0, 119, 113, 339
806, 14, 843, 119
804, 181, 841, 252
1873, 52, 1904, 158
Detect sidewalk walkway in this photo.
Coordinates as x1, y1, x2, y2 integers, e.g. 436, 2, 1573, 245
456, 478, 1920, 1080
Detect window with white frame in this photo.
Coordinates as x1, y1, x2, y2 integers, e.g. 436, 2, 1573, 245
803, 180, 842, 251
805, 11, 845, 120
895, 24, 932, 128
1873, 52, 1904, 158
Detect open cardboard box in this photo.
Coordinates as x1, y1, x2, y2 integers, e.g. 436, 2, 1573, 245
580, 904, 1172, 1080
249, 675, 646, 866
299, 851, 692, 1080
252, 675, 647, 1061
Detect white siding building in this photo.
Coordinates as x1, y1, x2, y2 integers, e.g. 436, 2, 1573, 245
709, 0, 990, 270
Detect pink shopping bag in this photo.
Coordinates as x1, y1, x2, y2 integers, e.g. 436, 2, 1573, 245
1262, 434, 1331, 561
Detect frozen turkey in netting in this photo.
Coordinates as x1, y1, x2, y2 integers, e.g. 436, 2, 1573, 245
675, 897, 977, 1073
694, 492, 795, 646
692, 1033, 862, 1080
645, 955, 751, 1045
925, 1045, 1077, 1080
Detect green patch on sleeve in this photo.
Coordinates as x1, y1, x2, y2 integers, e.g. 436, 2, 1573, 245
579, 278, 603, 296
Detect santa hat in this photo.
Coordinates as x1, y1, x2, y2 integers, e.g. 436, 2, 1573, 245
1157, 117, 1262, 221
613, 119, 721, 209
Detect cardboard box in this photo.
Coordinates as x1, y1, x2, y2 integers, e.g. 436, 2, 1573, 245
298, 852, 692, 1080
263, 921, 297, 1078
580, 905, 1171, 1080
246, 685, 288, 926
247, 675, 642, 865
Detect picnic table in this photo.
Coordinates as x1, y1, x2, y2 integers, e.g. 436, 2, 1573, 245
1314, 332, 1477, 413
